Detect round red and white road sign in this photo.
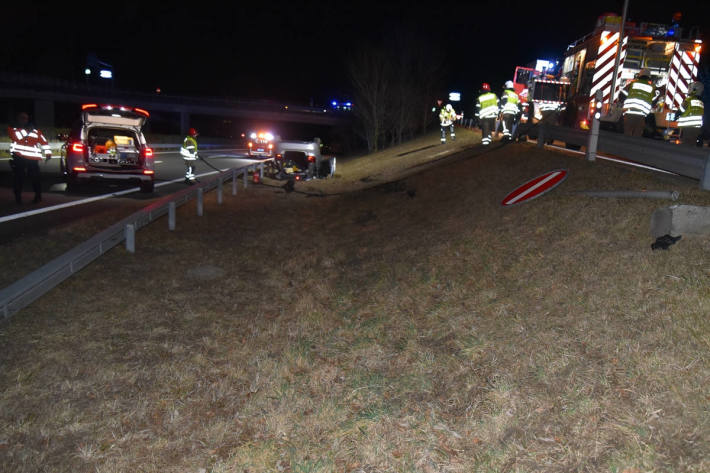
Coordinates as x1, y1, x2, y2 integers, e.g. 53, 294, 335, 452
501, 169, 568, 206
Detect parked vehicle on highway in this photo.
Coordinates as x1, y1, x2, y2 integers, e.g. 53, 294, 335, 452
247, 131, 277, 158
60, 104, 155, 192
271, 138, 336, 180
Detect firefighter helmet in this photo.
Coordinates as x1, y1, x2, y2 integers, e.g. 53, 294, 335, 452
504, 80, 514, 89
188, 127, 198, 137
445, 104, 454, 112
689, 81, 704, 96
638, 68, 651, 79
481, 83, 491, 91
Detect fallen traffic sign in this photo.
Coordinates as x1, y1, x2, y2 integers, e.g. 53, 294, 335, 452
501, 169, 568, 206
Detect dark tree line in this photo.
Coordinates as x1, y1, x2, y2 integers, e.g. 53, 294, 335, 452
347, 33, 447, 152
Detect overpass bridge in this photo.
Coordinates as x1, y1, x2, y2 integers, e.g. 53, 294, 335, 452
0, 72, 348, 134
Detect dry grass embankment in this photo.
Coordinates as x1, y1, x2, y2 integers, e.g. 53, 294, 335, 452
1, 138, 709, 473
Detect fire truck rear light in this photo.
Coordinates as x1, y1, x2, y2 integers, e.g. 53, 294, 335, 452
144, 147, 153, 157
73, 166, 87, 172
695, 45, 702, 53
71, 143, 84, 153
143, 169, 154, 175
81, 104, 98, 110
248, 142, 253, 148
268, 143, 274, 149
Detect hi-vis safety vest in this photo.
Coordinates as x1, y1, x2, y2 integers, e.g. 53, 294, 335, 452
180, 136, 198, 160
439, 105, 457, 126
500, 89, 520, 115
476, 92, 499, 119
677, 94, 704, 128
8, 127, 51, 160
623, 79, 655, 116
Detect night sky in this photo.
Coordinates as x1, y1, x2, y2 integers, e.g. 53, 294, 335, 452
4, 0, 709, 106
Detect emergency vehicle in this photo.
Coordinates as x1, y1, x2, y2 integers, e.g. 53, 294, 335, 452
512, 64, 570, 124
560, 13, 702, 135
247, 131, 277, 158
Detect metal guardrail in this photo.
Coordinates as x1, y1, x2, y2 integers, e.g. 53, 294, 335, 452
537, 119, 710, 190
0, 162, 267, 320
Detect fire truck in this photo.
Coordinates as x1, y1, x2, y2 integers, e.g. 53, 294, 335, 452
512, 63, 570, 124
560, 13, 702, 136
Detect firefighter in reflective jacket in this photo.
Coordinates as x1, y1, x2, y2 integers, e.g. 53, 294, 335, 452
8, 112, 51, 204
620, 69, 656, 137
476, 83, 499, 145
180, 127, 199, 183
500, 81, 520, 141
432, 100, 457, 144
676, 81, 704, 146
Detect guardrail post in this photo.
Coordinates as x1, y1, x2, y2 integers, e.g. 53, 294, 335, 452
232, 168, 237, 195
197, 188, 203, 216
125, 224, 135, 253
537, 122, 545, 148
259, 163, 264, 178
586, 91, 602, 162
217, 177, 223, 204
243, 169, 248, 188
168, 202, 176, 230
701, 154, 710, 191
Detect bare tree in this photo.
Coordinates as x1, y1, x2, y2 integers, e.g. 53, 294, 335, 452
347, 49, 391, 152
347, 32, 447, 152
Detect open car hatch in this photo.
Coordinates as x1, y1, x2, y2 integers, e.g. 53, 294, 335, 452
81, 104, 149, 129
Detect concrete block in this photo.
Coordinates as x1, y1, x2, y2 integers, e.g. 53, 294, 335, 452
651, 205, 710, 238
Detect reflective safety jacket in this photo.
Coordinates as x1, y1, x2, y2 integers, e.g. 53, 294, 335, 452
8, 127, 51, 161
500, 89, 520, 116
439, 104, 458, 126
476, 92, 499, 119
180, 135, 198, 160
677, 94, 704, 128
622, 79, 655, 116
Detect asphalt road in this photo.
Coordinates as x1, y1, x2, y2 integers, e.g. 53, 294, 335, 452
0, 148, 263, 243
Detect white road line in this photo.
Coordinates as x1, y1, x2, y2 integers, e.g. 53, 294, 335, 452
533, 141, 678, 176
0, 168, 232, 224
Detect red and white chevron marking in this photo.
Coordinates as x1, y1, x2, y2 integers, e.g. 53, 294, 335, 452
589, 30, 628, 106
665, 43, 700, 111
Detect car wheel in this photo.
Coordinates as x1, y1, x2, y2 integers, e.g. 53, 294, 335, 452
140, 180, 154, 193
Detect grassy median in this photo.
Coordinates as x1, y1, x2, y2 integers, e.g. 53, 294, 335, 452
1, 135, 709, 473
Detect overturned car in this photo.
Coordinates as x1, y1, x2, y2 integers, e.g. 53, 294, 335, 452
270, 138, 336, 181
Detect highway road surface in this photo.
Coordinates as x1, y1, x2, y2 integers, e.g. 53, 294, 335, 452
0, 147, 263, 243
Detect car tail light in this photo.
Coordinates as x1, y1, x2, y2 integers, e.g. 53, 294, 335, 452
143, 169, 155, 175
73, 166, 87, 172
253, 173, 260, 183
276, 154, 282, 159
295, 175, 301, 181
134, 107, 150, 117
71, 142, 84, 153
81, 104, 98, 110
307, 155, 316, 162
143, 147, 153, 158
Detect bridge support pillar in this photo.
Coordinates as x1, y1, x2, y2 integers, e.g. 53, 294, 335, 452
34, 100, 55, 131
180, 110, 190, 136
